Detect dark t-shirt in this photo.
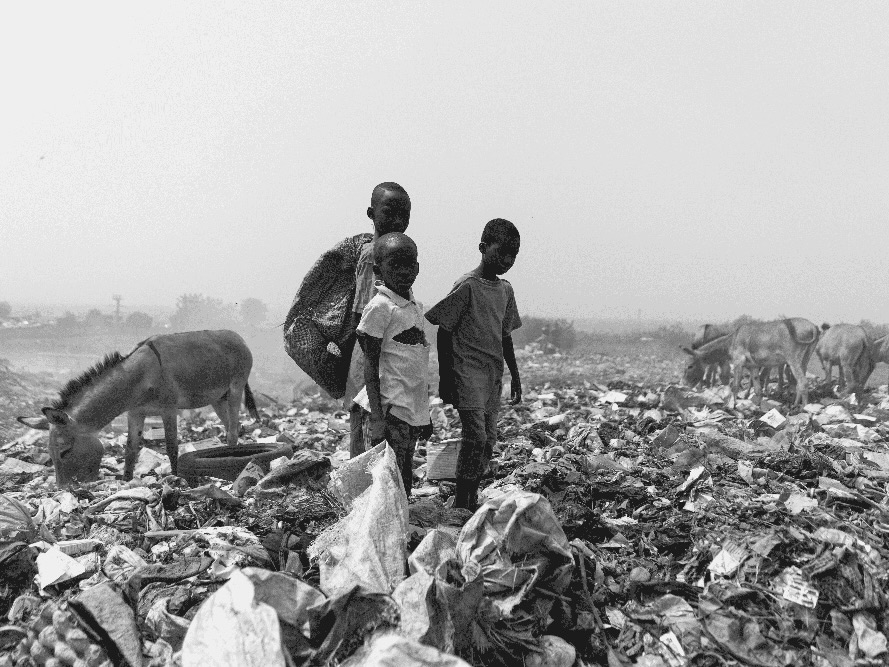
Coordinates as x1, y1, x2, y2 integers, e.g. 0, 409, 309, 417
425, 274, 521, 409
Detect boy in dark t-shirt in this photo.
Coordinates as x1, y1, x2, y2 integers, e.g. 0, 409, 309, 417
425, 219, 522, 510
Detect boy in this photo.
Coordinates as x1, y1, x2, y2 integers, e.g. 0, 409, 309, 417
283, 183, 411, 442
426, 219, 522, 510
346, 183, 412, 457
356, 232, 431, 496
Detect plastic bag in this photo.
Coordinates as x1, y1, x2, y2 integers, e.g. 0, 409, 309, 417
0, 494, 36, 561
342, 631, 472, 667
307, 586, 401, 665
456, 490, 573, 618
309, 444, 408, 597
442, 490, 575, 665
392, 529, 457, 642
181, 569, 287, 667
328, 441, 387, 510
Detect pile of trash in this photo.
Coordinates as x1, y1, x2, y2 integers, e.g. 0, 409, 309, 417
4, 355, 889, 666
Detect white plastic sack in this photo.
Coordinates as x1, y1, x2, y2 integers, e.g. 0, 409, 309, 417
102, 544, 148, 583
134, 447, 171, 478
328, 441, 388, 510
309, 444, 408, 597
409, 528, 457, 576
342, 631, 471, 667
35, 546, 86, 592
392, 529, 457, 641
182, 569, 286, 667
392, 569, 436, 641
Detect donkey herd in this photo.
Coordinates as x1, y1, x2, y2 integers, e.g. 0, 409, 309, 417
682, 318, 889, 407
10, 321, 889, 488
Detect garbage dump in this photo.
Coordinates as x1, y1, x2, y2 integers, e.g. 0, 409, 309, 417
4, 349, 889, 666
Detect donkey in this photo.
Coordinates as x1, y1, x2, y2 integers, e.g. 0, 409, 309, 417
687, 324, 732, 387
815, 323, 875, 395
757, 321, 823, 397
682, 331, 733, 389
18, 330, 259, 485
729, 318, 820, 406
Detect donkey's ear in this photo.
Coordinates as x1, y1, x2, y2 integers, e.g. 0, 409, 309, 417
680, 346, 696, 357
41, 407, 72, 427
18, 415, 50, 430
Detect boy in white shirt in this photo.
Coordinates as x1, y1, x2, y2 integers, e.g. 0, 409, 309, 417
346, 183, 412, 457
357, 232, 431, 497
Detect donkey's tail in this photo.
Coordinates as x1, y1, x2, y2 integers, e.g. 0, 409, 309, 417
244, 383, 261, 422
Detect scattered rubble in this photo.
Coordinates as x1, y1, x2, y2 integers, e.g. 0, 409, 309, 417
3, 351, 889, 665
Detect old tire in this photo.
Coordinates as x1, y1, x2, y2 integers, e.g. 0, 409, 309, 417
178, 443, 294, 484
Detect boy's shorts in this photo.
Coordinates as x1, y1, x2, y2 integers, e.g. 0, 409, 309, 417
456, 407, 498, 481
363, 410, 424, 496
455, 379, 501, 481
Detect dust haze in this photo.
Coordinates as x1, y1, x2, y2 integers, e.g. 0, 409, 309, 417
3, 3, 889, 387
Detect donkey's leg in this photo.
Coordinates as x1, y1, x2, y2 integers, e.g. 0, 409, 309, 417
719, 361, 731, 386
212, 401, 230, 441
788, 357, 807, 406
731, 361, 743, 399
125, 412, 146, 481
751, 367, 764, 405
225, 384, 244, 447
838, 365, 846, 391
162, 412, 179, 477
212, 401, 229, 426
759, 367, 770, 396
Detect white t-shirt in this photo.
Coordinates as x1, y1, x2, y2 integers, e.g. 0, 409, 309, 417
355, 284, 431, 426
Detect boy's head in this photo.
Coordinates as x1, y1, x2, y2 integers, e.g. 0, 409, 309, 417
374, 232, 419, 297
479, 218, 520, 275
367, 182, 411, 236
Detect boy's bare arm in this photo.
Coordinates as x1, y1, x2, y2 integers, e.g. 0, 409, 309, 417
503, 335, 522, 404
361, 333, 386, 443
436, 328, 456, 405
349, 311, 363, 337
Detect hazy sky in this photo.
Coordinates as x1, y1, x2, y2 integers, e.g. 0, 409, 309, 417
3, 2, 888, 325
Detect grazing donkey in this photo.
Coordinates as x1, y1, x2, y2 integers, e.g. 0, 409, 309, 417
815, 323, 875, 395
687, 324, 732, 387
729, 318, 820, 406
18, 330, 259, 485
682, 330, 733, 389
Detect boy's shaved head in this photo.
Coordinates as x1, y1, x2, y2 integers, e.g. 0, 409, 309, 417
481, 218, 520, 246
370, 182, 410, 208
375, 232, 419, 297
374, 232, 417, 264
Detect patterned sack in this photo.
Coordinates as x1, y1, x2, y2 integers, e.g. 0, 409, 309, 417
283, 233, 372, 398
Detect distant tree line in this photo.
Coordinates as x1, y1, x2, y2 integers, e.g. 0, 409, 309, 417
169, 295, 268, 331
55, 309, 156, 333
50, 295, 270, 334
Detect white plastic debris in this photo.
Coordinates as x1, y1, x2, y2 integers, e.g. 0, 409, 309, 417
760, 408, 786, 429
35, 546, 87, 592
